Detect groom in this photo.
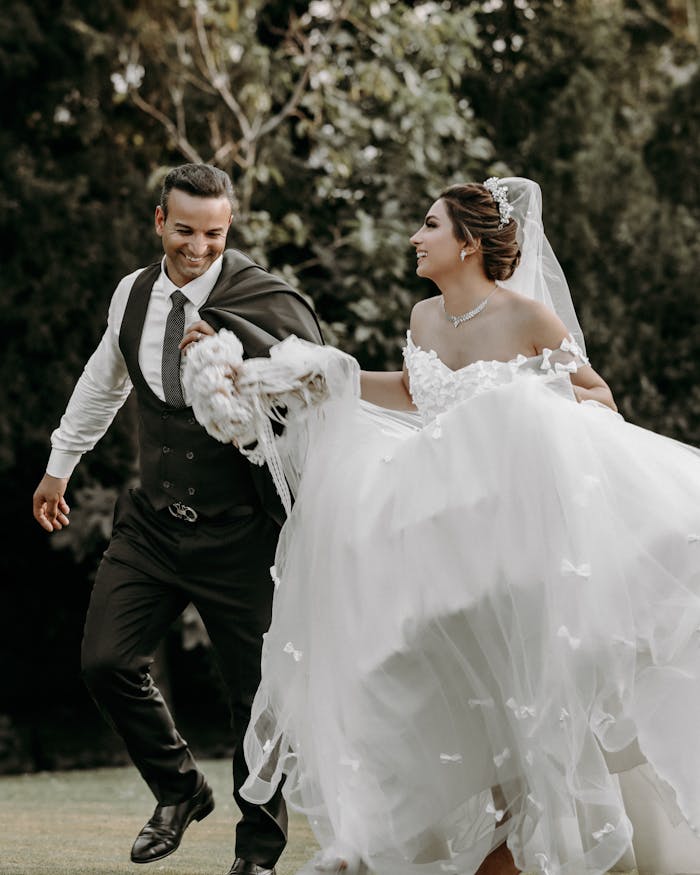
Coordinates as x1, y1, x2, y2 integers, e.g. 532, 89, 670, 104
32, 163, 323, 874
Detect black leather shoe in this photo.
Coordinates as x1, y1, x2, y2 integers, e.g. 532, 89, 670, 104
130, 780, 214, 863
226, 858, 277, 875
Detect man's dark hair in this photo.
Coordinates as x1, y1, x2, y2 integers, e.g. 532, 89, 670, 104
160, 163, 237, 218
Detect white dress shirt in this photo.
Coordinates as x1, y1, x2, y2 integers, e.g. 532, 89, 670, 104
47, 255, 224, 479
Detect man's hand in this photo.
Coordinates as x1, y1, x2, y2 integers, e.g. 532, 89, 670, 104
33, 474, 70, 532
179, 320, 215, 353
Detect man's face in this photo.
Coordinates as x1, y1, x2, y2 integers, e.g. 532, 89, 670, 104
155, 189, 232, 287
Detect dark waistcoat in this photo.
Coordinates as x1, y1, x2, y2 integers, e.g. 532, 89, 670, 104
119, 249, 324, 522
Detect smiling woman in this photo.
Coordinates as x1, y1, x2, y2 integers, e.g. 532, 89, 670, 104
359, 178, 615, 413
410, 182, 520, 287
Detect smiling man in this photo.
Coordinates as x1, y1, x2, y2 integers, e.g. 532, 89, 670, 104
32, 163, 323, 875
155, 178, 232, 286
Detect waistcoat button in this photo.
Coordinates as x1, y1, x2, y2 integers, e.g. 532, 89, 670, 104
187, 487, 196, 496
185, 451, 194, 460
163, 446, 171, 454
163, 480, 172, 489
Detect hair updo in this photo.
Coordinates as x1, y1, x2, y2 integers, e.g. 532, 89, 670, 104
438, 183, 521, 282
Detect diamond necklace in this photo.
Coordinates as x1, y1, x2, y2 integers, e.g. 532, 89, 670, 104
442, 287, 498, 327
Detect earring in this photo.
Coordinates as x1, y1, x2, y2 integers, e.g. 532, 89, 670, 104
459, 249, 467, 262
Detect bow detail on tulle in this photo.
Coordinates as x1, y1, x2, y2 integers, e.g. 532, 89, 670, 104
439, 753, 463, 763
339, 755, 361, 772
560, 558, 592, 578
506, 697, 536, 719
493, 748, 511, 767
557, 625, 582, 649
486, 801, 505, 821
283, 641, 303, 661
468, 697, 495, 709
592, 822, 616, 841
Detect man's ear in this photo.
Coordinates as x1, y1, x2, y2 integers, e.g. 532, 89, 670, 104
155, 205, 165, 236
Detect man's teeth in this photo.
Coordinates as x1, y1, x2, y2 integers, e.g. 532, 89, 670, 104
186, 256, 204, 262
417, 251, 427, 258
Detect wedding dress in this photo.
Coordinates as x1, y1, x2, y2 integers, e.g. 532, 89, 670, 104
184, 325, 700, 875
183, 177, 700, 874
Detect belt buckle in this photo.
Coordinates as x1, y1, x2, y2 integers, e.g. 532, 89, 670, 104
168, 501, 198, 523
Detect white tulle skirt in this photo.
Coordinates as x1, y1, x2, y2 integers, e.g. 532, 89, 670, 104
241, 373, 700, 875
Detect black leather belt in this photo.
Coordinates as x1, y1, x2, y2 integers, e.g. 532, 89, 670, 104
166, 501, 256, 523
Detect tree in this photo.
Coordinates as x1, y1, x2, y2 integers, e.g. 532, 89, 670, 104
93, 0, 496, 364
4, 0, 699, 771
1, 0, 160, 753
462, 0, 700, 441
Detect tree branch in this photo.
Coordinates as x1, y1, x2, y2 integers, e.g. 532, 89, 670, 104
194, 9, 254, 142
168, 20, 219, 96
130, 91, 203, 164
258, 0, 354, 138
171, 86, 188, 144
207, 140, 238, 166
294, 233, 355, 272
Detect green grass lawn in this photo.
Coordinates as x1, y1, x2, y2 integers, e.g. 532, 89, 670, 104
0, 758, 319, 874
0, 758, 642, 875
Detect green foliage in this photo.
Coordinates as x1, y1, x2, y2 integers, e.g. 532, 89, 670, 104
1, 0, 159, 482
96, 0, 494, 366
462, 0, 700, 441
3, 0, 699, 721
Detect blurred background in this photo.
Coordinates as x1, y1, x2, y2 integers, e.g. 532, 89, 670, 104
2, 0, 699, 776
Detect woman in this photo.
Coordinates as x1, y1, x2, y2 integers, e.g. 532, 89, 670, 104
183, 177, 700, 875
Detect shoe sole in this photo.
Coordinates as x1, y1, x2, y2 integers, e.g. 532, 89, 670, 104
130, 794, 215, 864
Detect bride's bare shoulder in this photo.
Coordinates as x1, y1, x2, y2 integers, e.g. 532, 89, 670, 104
411, 295, 441, 313
494, 287, 536, 312
490, 288, 571, 356
410, 295, 441, 326
496, 288, 558, 324
408, 297, 442, 349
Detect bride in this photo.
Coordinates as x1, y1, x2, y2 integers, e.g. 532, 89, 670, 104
183, 177, 700, 875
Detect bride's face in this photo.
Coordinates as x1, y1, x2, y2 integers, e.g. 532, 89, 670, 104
410, 198, 463, 280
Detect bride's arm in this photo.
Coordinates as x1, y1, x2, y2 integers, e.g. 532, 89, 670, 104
570, 367, 617, 412
360, 365, 416, 411
359, 301, 432, 411
529, 302, 618, 413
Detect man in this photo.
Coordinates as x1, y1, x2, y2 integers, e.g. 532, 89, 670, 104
32, 163, 323, 875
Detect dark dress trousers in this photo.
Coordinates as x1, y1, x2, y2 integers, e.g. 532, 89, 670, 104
80, 250, 323, 867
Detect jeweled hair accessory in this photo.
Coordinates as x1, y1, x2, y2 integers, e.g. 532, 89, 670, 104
483, 176, 513, 230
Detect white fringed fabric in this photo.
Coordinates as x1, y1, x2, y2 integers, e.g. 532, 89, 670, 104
182, 330, 360, 514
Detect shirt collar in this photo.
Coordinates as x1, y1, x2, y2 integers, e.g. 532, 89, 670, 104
154, 254, 224, 308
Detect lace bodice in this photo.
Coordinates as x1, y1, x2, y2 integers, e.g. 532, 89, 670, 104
403, 330, 589, 424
